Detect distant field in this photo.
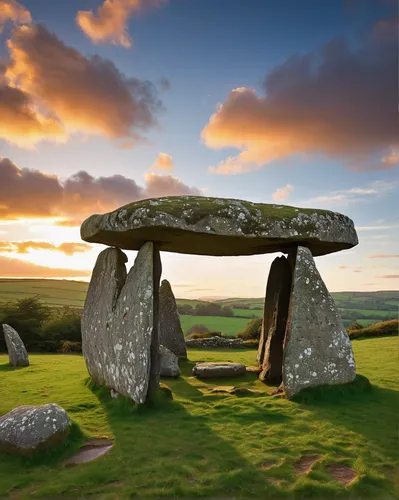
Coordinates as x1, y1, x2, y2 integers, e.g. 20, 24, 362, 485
0, 279, 87, 308
0, 279, 397, 335
180, 315, 249, 336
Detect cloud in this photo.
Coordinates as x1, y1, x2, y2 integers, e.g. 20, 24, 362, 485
272, 184, 293, 201
369, 254, 399, 259
0, 255, 91, 278
144, 173, 200, 198
0, 157, 201, 224
338, 266, 363, 272
1, 24, 162, 147
303, 180, 397, 207
0, 0, 31, 31
149, 152, 174, 171
357, 224, 399, 231
202, 29, 398, 174
0, 241, 92, 255
76, 0, 166, 47
376, 274, 399, 279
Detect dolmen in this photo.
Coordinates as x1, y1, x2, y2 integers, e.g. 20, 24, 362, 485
80, 195, 358, 401
2, 324, 29, 367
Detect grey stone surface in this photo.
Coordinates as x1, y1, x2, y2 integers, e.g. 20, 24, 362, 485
185, 336, 244, 348
81, 242, 161, 404
80, 196, 358, 257
193, 362, 246, 378
283, 246, 356, 398
159, 280, 187, 358
258, 256, 292, 381
0, 403, 70, 455
159, 345, 180, 377
2, 324, 29, 367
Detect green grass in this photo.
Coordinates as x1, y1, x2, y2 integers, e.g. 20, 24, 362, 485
0, 337, 398, 499
180, 315, 249, 336
232, 308, 263, 318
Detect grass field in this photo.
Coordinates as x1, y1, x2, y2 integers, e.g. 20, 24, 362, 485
0, 337, 398, 499
180, 315, 250, 335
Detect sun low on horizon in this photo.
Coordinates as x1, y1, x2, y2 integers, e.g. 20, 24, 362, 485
0, 0, 398, 298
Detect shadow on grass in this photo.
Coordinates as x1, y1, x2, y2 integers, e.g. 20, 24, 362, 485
0, 363, 28, 372
79, 376, 283, 499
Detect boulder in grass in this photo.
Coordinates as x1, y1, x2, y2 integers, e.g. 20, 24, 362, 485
0, 403, 71, 456
159, 345, 180, 377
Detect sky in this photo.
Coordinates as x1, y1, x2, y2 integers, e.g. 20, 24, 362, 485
0, 0, 398, 299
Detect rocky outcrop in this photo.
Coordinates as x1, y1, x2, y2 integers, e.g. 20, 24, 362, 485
0, 403, 70, 455
258, 256, 292, 381
185, 336, 244, 349
80, 196, 358, 257
2, 324, 29, 367
159, 345, 180, 377
193, 362, 246, 378
81, 242, 161, 404
159, 280, 187, 358
283, 246, 356, 398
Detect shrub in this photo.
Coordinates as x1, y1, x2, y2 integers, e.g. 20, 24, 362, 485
59, 341, 82, 353
185, 324, 210, 336
237, 318, 263, 341
0, 296, 51, 351
347, 321, 364, 331
348, 319, 398, 340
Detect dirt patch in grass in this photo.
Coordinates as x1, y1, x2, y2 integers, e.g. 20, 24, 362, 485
327, 463, 357, 486
294, 455, 323, 474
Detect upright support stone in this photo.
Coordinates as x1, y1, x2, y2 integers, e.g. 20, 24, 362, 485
82, 242, 161, 404
159, 279, 187, 359
283, 246, 356, 398
258, 256, 292, 381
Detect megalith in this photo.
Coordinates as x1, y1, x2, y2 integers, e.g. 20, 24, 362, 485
258, 256, 292, 381
159, 279, 187, 358
282, 246, 356, 398
81, 242, 161, 404
159, 345, 180, 377
2, 324, 29, 367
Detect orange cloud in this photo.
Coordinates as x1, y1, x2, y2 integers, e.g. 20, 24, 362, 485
202, 34, 398, 174
376, 274, 399, 279
149, 152, 174, 171
0, 0, 31, 31
144, 172, 200, 198
0, 241, 92, 255
272, 184, 293, 202
76, 0, 166, 47
1, 24, 162, 147
0, 255, 91, 278
0, 157, 201, 224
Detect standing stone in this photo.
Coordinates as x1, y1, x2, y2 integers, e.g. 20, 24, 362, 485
159, 345, 180, 377
81, 242, 161, 404
0, 403, 70, 456
159, 279, 187, 358
258, 256, 292, 381
2, 324, 29, 367
283, 246, 356, 398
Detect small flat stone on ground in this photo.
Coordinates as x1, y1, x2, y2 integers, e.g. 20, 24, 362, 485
193, 362, 246, 378
64, 439, 113, 466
